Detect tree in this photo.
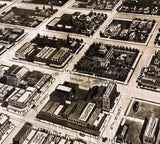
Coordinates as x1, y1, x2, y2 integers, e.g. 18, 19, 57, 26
133, 101, 139, 112
35, 6, 39, 11
100, 31, 103, 37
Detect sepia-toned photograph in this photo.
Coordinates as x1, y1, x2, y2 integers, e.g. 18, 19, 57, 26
0, 0, 159, 144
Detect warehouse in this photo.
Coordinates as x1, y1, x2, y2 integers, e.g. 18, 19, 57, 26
15, 42, 37, 60
51, 47, 70, 65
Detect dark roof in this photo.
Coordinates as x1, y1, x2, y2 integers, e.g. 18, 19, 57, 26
63, 102, 77, 117
157, 50, 160, 60
5, 65, 19, 75
13, 122, 32, 142
28, 71, 43, 80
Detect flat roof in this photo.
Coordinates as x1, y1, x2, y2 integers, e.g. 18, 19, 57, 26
14, 123, 32, 142
36, 46, 50, 58
93, 113, 105, 127
65, 141, 72, 144
16, 66, 28, 78
9, 88, 20, 101
0, 114, 8, 125
51, 47, 69, 60
54, 105, 64, 115
17, 91, 31, 103
23, 129, 36, 144
41, 47, 56, 59
79, 102, 95, 122
73, 141, 84, 144
42, 101, 53, 112
63, 102, 76, 116
104, 82, 116, 97
16, 42, 32, 55
56, 85, 72, 93
144, 117, 159, 138
47, 102, 60, 115
88, 108, 101, 125
29, 131, 48, 144
27, 87, 37, 92
59, 138, 66, 144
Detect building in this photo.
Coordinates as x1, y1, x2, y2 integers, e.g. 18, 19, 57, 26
97, 45, 107, 57
55, 84, 72, 101
116, 124, 128, 143
15, 42, 37, 60
73, 140, 85, 144
79, 102, 95, 122
88, 108, 101, 126
12, 28, 24, 35
0, 113, 10, 138
28, 130, 48, 144
68, 100, 87, 126
8, 34, 19, 42
0, 84, 15, 102
102, 82, 117, 111
27, 71, 44, 86
143, 117, 159, 144
35, 74, 52, 90
36, 81, 108, 136
8, 87, 37, 108
51, 47, 70, 65
4, 65, 29, 87
141, 77, 156, 86
13, 122, 32, 144
34, 46, 56, 64
62, 102, 77, 118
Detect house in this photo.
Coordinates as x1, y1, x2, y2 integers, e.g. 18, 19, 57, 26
143, 7, 150, 14
107, 24, 121, 37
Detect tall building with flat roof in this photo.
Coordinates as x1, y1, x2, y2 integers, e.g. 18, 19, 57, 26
102, 82, 117, 111
13, 122, 32, 144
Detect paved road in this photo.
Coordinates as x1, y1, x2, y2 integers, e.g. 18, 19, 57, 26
0, 0, 160, 143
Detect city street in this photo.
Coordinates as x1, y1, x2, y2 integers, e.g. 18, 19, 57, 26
0, 0, 160, 143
